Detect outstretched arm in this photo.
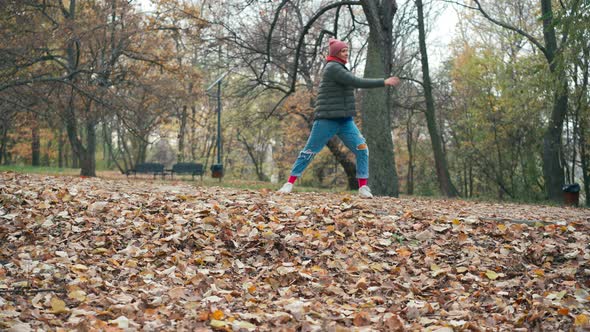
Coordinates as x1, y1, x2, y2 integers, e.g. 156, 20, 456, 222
326, 64, 400, 88
326, 64, 384, 88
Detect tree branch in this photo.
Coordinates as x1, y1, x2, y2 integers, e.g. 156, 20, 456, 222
471, 0, 547, 57
262, 0, 291, 81
399, 76, 424, 88
439, 0, 478, 11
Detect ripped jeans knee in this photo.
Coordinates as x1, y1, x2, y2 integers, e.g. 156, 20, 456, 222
290, 149, 318, 176
354, 142, 369, 179
299, 149, 316, 161
356, 143, 369, 154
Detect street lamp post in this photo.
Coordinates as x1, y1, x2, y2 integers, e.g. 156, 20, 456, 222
206, 72, 228, 180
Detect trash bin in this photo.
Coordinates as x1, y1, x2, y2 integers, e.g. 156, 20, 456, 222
211, 164, 224, 178
562, 183, 580, 206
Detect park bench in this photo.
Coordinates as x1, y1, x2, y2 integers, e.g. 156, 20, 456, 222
168, 162, 204, 180
126, 162, 166, 179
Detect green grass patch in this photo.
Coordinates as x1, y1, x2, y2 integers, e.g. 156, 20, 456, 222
0, 165, 80, 176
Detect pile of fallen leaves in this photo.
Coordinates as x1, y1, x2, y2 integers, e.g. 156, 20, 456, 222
1, 172, 589, 331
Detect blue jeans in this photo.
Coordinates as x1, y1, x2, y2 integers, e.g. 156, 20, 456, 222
290, 118, 368, 179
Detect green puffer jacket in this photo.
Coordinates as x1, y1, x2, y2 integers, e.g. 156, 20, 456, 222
314, 61, 385, 119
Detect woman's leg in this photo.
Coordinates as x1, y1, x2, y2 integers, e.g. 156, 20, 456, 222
337, 120, 369, 179
289, 119, 339, 177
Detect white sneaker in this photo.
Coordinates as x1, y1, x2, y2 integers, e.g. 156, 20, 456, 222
359, 185, 373, 198
277, 182, 293, 193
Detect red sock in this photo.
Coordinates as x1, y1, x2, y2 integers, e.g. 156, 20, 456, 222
358, 178, 367, 188
288, 176, 298, 184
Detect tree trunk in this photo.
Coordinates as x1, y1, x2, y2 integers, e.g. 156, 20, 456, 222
65, 88, 84, 170
137, 140, 148, 165
542, 79, 568, 202
80, 118, 96, 176
416, 0, 458, 197
539, 0, 568, 203
57, 127, 64, 168
101, 123, 109, 169
580, 113, 589, 207
70, 143, 78, 168
42, 139, 51, 166
0, 125, 7, 165
178, 106, 187, 162
579, 47, 589, 207
405, 115, 415, 195
31, 113, 40, 166
462, 162, 468, 197
64, 93, 97, 176
191, 105, 197, 161
62, 0, 96, 176
360, 0, 399, 197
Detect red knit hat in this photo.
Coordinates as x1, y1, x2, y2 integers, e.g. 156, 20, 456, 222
328, 38, 348, 56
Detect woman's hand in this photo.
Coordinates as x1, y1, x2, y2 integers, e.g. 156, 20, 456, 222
384, 77, 401, 87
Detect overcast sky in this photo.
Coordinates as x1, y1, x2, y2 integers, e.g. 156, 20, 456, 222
428, 3, 460, 69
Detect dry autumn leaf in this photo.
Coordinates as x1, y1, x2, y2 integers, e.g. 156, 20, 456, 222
67, 290, 87, 302
383, 313, 405, 331
210, 310, 224, 320
49, 297, 68, 314
574, 314, 589, 327
353, 311, 371, 327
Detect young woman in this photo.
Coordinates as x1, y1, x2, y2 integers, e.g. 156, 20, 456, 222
278, 38, 400, 198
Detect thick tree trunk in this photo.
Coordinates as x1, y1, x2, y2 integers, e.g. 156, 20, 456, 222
360, 0, 399, 197
62, 0, 95, 176
64, 94, 97, 176
70, 144, 78, 168
0, 125, 7, 165
80, 119, 96, 176
65, 90, 84, 167
137, 140, 148, 165
416, 0, 458, 197
542, 80, 568, 202
540, 0, 567, 203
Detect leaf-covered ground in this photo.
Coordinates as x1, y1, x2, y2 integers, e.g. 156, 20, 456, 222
1, 172, 589, 331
